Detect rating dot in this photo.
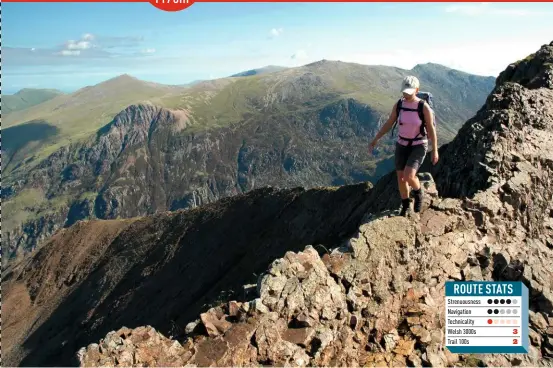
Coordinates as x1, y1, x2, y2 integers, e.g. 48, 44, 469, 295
506, 299, 512, 305
500, 319, 504, 324
512, 309, 517, 315
500, 309, 505, 314
494, 319, 499, 324
488, 319, 493, 324
494, 309, 499, 314
500, 299, 505, 304
488, 299, 493, 304
506, 320, 511, 324
488, 309, 493, 314
494, 299, 499, 304
507, 309, 511, 314
513, 299, 518, 305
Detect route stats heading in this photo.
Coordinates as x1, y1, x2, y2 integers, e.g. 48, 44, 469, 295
445, 281, 529, 354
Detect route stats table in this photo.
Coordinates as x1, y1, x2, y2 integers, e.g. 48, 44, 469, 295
445, 281, 529, 354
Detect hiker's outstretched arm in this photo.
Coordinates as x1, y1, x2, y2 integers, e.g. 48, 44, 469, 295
372, 102, 398, 142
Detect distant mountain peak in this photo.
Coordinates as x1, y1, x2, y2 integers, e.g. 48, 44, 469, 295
76, 74, 142, 91
305, 59, 334, 67
413, 62, 448, 68
2, 88, 65, 114
411, 63, 496, 78
230, 65, 288, 78
72, 74, 172, 97
13, 87, 64, 95
105, 73, 140, 83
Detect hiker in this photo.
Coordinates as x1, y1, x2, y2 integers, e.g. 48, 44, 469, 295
369, 75, 439, 216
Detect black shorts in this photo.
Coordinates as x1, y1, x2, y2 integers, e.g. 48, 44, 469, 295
395, 142, 428, 171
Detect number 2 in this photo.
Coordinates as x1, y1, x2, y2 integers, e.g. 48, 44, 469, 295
513, 339, 518, 344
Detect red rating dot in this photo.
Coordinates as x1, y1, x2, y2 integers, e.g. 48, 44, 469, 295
488, 319, 493, 324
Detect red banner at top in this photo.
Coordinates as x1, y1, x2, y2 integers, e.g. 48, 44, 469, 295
149, 0, 193, 11
2, 0, 551, 12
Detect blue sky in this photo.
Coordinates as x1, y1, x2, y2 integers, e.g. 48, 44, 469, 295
3, 2, 553, 93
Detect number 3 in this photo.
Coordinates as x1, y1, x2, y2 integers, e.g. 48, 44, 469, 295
513, 329, 518, 334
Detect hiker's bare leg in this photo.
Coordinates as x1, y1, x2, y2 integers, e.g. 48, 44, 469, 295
403, 166, 421, 191
397, 170, 410, 199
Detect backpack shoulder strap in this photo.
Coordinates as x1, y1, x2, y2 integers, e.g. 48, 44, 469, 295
396, 99, 402, 118
417, 100, 425, 123
417, 100, 427, 137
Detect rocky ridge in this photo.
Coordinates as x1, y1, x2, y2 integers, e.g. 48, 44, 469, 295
76, 42, 553, 366
78, 175, 553, 367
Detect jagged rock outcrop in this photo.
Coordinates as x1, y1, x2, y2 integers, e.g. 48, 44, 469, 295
76, 42, 553, 366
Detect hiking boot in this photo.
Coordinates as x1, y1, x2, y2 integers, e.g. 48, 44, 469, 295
399, 198, 412, 217
412, 188, 423, 213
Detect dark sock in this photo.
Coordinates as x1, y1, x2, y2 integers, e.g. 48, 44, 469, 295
400, 198, 411, 216
413, 188, 423, 212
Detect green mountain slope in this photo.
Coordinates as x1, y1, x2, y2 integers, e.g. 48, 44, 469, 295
2, 88, 65, 114
2, 60, 495, 263
2, 75, 183, 173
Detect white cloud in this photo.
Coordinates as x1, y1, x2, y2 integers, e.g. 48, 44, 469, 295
58, 34, 94, 55
291, 50, 308, 60
58, 50, 81, 56
445, 3, 548, 16
270, 28, 283, 37
34, 33, 149, 61
82, 33, 95, 41
66, 40, 92, 50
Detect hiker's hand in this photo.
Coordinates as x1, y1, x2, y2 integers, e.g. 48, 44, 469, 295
432, 150, 439, 165
369, 139, 377, 154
